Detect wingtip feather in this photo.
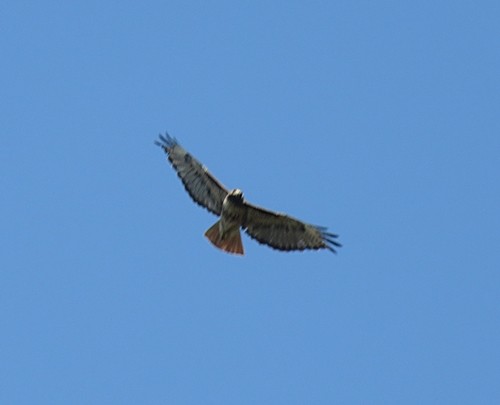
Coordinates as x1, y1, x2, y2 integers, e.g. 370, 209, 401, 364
316, 226, 342, 253
155, 131, 178, 150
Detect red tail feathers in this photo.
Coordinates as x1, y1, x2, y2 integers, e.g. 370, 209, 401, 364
204, 221, 244, 255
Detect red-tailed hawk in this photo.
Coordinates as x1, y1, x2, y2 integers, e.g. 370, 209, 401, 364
156, 133, 341, 255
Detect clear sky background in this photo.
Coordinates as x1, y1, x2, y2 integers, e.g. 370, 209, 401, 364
2, 1, 499, 404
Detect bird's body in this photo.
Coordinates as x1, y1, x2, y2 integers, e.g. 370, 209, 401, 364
156, 133, 341, 255
205, 190, 246, 254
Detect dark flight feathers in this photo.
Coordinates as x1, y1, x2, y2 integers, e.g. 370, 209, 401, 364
155, 133, 228, 216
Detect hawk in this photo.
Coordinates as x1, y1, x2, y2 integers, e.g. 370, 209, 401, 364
155, 133, 341, 255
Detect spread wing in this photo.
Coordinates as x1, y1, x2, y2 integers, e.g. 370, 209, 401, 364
155, 133, 228, 215
242, 203, 342, 253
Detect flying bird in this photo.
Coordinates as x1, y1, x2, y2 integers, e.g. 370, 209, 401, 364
155, 133, 341, 255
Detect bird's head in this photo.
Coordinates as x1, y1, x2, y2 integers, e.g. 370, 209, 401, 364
228, 188, 244, 204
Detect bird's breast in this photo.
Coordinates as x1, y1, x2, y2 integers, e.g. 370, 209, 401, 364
222, 197, 246, 224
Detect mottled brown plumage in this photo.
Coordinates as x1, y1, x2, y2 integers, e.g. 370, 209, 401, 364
156, 133, 341, 255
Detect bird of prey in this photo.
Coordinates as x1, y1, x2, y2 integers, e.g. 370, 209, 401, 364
155, 133, 341, 255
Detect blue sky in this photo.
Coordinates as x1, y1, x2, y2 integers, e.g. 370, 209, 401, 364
2, 1, 499, 403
